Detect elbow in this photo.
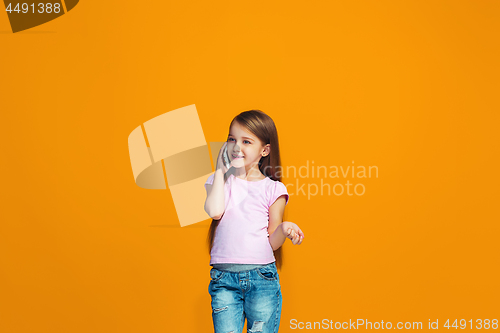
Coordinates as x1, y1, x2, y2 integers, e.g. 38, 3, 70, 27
205, 201, 224, 220
205, 206, 223, 220
268, 231, 284, 251
209, 210, 223, 220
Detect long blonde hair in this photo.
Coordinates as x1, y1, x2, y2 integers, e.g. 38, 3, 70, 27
206, 110, 287, 270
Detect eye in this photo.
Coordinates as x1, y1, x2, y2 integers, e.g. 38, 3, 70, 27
227, 138, 251, 144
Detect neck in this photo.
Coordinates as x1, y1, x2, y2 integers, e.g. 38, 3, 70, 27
234, 162, 262, 179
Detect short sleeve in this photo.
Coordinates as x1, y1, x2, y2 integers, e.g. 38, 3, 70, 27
204, 173, 215, 190
269, 181, 289, 207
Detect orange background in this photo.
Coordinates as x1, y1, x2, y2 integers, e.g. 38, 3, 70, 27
1, 1, 499, 332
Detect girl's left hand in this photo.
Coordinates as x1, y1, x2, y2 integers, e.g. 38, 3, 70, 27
281, 221, 304, 245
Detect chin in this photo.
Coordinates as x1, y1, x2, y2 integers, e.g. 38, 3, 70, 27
232, 160, 246, 168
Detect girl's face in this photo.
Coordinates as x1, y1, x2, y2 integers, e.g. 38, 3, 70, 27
227, 122, 270, 169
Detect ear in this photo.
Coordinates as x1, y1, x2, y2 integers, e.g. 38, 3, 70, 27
262, 144, 271, 157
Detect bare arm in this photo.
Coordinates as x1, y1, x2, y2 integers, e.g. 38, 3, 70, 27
204, 142, 233, 220
204, 168, 227, 220
268, 196, 305, 250
268, 196, 288, 251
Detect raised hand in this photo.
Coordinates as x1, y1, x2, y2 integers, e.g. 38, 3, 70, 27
215, 141, 232, 174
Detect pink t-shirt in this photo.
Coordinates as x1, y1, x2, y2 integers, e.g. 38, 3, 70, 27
205, 172, 289, 265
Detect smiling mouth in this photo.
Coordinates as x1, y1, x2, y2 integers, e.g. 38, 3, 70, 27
232, 154, 244, 159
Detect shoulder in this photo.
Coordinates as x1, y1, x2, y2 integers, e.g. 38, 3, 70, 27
265, 178, 289, 206
267, 177, 287, 189
204, 173, 215, 186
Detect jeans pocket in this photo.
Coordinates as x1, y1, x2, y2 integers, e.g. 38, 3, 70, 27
210, 268, 225, 282
257, 266, 278, 281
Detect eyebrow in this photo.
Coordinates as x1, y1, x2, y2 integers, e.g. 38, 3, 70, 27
228, 134, 254, 141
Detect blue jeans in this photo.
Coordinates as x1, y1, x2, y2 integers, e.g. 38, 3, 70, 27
208, 262, 282, 333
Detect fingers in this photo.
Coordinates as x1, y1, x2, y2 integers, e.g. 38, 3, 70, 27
218, 142, 227, 157
298, 229, 305, 239
296, 227, 305, 244
216, 142, 230, 172
286, 228, 304, 245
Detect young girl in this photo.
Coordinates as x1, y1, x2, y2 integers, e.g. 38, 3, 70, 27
204, 110, 304, 333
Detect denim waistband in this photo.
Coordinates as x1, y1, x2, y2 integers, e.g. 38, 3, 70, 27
211, 261, 275, 272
